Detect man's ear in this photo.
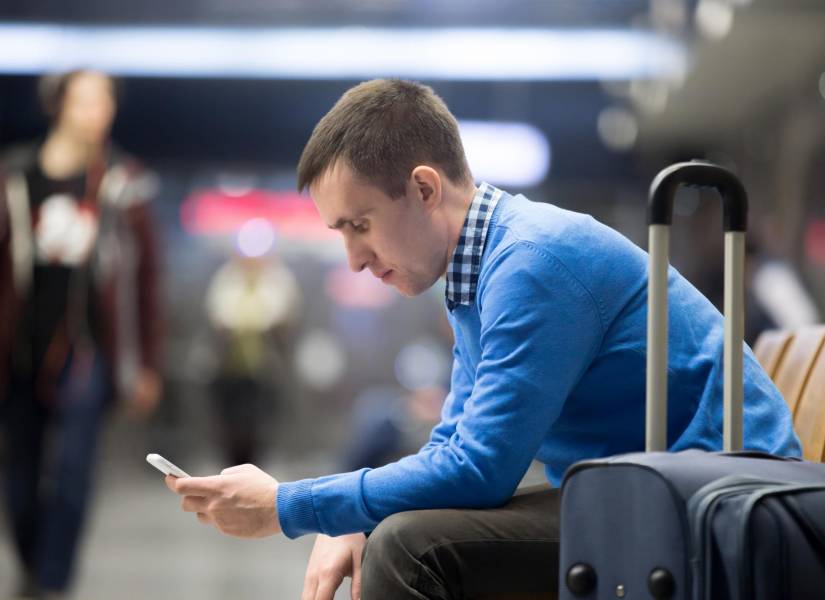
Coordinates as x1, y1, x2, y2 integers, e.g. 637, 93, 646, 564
410, 166, 442, 212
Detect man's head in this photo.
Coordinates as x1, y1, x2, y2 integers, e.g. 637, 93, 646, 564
298, 79, 474, 297
297, 79, 471, 199
39, 70, 117, 146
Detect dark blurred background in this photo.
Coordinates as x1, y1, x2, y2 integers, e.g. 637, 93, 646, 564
1, 0, 824, 597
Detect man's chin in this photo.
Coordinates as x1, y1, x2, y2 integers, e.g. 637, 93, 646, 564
394, 279, 435, 298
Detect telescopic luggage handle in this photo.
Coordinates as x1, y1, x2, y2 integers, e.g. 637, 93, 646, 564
646, 161, 748, 453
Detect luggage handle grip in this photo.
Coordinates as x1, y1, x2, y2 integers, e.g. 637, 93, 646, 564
648, 160, 748, 232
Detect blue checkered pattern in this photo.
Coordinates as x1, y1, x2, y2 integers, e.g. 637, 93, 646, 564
445, 182, 503, 310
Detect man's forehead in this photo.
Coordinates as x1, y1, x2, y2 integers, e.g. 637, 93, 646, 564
314, 159, 369, 193
311, 162, 379, 223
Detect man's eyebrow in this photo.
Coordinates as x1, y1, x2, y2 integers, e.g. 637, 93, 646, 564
328, 210, 372, 230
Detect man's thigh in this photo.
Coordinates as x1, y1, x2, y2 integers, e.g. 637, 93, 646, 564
362, 484, 559, 600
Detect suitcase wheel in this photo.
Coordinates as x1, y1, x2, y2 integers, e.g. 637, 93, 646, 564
648, 567, 676, 599
565, 563, 597, 597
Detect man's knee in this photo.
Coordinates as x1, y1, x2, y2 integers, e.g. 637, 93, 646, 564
363, 510, 446, 577
362, 511, 451, 599
364, 510, 424, 566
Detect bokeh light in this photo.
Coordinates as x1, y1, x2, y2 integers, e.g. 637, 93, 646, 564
236, 218, 275, 258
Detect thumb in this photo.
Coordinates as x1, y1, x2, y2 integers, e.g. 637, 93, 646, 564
220, 464, 250, 475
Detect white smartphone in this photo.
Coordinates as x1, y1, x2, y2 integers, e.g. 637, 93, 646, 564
146, 453, 190, 478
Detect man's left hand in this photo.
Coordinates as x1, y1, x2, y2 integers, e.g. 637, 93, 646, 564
166, 464, 281, 538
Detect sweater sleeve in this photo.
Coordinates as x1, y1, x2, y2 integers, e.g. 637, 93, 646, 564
420, 322, 475, 451
277, 241, 603, 538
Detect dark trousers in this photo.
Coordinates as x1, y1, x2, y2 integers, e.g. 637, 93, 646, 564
1, 350, 108, 593
212, 374, 267, 466
361, 484, 560, 600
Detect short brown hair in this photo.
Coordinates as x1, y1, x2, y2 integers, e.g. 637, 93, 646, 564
297, 79, 472, 198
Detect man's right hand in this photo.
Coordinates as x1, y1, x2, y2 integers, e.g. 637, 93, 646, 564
301, 532, 367, 600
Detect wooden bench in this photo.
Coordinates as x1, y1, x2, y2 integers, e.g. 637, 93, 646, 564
789, 336, 825, 462
752, 328, 795, 379
770, 325, 825, 419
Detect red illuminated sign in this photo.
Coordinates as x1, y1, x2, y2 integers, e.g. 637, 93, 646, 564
180, 188, 337, 240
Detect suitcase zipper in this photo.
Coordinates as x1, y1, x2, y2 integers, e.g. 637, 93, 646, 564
688, 476, 778, 600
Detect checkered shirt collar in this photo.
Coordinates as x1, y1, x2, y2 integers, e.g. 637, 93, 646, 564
445, 182, 503, 310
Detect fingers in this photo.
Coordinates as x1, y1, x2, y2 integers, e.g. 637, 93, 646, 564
351, 551, 362, 600
172, 475, 225, 496
302, 570, 344, 600
300, 575, 318, 600
181, 495, 208, 513
196, 512, 212, 525
315, 575, 344, 600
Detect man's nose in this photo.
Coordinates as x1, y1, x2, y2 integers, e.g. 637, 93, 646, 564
344, 235, 371, 273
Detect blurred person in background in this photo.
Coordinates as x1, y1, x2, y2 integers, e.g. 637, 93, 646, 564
166, 79, 798, 600
699, 223, 821, 345
339, 309, 450, 472
0, 69, 162, 599
743, 237, 821, 345
338, 385, 445, 472
205, 248, 301, 466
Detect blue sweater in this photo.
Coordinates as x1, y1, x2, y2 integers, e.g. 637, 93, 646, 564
277, 192, 801, 539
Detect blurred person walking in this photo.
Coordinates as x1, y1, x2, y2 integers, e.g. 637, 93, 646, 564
0, 70, 162, 599
205, 249, 300, 466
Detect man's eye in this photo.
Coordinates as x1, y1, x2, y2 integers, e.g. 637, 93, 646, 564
352, 222, 368, 233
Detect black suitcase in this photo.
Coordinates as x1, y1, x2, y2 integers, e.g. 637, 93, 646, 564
559, 161, 825, 600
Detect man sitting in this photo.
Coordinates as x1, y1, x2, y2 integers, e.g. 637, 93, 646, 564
167, 79, 800, 600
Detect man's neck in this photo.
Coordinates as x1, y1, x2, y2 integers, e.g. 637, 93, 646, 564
39, 130, 100, 179
442, 182, 478, 273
